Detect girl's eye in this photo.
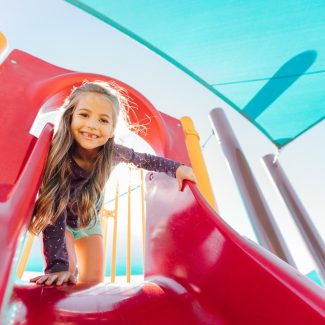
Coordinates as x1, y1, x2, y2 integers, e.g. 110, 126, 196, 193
79, 113, 88, 117
100, 119, 109, 123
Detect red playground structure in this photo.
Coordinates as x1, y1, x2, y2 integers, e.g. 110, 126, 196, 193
0, 50, 324, 324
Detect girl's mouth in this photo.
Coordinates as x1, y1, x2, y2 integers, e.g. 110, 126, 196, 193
81, 132, 99, 140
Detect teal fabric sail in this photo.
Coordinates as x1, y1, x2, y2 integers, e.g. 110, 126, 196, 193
66, 0, 325, 148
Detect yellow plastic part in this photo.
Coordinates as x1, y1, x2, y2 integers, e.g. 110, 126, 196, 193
0, 32, 7, 55
180, 116, 218, 211
140, 170, 146, 264
110, 183, 119, 283
17, 233, 35, 279
126, 167, 132, 283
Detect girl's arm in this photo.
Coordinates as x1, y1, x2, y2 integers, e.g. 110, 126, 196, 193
41, 212, 69, 274
113, 144, 196, 188
30, 212, 77, 286
113, 144, 182, 177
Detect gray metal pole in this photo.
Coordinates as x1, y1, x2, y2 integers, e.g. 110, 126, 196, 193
209, 108, 296, 266
262, 154, 325, 283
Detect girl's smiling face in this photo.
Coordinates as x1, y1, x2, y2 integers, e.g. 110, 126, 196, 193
71, 92, 116, 155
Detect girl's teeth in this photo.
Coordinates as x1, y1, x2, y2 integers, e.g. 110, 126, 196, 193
83, 132, 97, 139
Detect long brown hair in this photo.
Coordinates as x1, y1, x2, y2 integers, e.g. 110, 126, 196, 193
29, 81, 129, 235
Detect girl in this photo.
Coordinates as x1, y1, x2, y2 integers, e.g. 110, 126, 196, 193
29, 81, 196, 286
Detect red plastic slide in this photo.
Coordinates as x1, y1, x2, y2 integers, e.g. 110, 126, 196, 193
0, 50, 324, 324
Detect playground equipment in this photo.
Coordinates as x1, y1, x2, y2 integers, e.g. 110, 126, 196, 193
0, 32, 7, 56
0, 49, 324, 324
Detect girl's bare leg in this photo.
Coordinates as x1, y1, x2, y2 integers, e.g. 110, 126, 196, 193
74, 234, 105, 283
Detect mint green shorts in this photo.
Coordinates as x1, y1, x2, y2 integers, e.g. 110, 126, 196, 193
66, 192, 104, 240
66, 215, 102, 241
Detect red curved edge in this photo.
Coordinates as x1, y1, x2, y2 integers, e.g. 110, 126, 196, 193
143, 173, 325, 324
0, 124, 53, 317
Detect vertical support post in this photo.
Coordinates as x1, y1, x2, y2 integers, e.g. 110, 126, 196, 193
100, 208, 115, 277
99, 190, 107, 276
16, 233, 35, 278
180, 116, 218, 211
209, 108, 296, 266
140, 170, 146, 267
110, 182, 119, 283
126, 167, 132, 283
0, 32, 7, 56
262, 154, 325, 283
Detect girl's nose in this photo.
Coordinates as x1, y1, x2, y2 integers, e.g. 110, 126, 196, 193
86, 118, 98, 129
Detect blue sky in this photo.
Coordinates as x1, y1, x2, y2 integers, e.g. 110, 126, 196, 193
1, 0, 324, 277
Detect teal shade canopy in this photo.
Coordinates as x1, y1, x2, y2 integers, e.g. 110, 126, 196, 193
66, 0, 325, 148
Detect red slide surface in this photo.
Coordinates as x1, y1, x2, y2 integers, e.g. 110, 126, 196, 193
0, 50, 324, 324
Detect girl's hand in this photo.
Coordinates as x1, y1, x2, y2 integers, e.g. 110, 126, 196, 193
175, 165, 197, 190
30, 271, 77, 286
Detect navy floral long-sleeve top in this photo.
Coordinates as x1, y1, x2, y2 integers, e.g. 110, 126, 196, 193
42, 144, 181, 274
